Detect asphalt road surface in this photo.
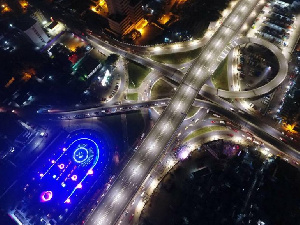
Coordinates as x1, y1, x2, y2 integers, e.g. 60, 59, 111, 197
85, 0, 264, 224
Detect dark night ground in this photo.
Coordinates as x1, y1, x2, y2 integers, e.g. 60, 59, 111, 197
141, 145, 300, 225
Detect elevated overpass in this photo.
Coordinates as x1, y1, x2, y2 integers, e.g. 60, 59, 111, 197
85, 0, 267, 224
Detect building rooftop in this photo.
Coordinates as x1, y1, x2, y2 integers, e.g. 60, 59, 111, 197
129, 0, 141, 7
74, 54, 100, 77
108, 14, 127, 23
14, 16, 36, 31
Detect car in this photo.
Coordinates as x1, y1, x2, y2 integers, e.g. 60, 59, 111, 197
211, 120, 215, 123
226, 134, 233, 137
279, 137, 288, 143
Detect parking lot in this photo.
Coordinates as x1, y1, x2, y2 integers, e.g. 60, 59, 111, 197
236, 44, 279, 92
250, 0, 296, 48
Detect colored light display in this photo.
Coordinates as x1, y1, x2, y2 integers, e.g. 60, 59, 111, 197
58, 163, 65, 169
40, 191, 53, 202
37, 130, 109, 206
73, 147, 89, 163
71, 175, 78, 181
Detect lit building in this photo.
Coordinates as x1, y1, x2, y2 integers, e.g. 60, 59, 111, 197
15, 16, 49, 47
101, 0, 145, 35
31, 9, 47, 25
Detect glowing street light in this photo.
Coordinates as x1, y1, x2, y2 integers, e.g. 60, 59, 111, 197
149, 179, 159, 193
190, 40, 198, 46
153, 46, 161, 52
136, 200, 144, 211
172, 44, 180, 50
206, 53, 212, 60
167, 158, 176, 167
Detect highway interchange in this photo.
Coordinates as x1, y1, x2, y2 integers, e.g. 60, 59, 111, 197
82, 0, 295, 224
37, 0, 300, 224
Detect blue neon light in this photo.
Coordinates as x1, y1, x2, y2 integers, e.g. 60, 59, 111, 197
64, 137, 100, 202
37, 130, 108, 206
73, 147, 89, 163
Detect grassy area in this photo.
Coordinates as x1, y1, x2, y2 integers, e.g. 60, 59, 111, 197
128, 60, 151, 88
211, 57, 229, 91
151, 79, 175, 100
127, 93, 138, 101
151, 48, 202, 65
126, 112, 145, 146
186, 106, 200, 118
183, 126, 227, 143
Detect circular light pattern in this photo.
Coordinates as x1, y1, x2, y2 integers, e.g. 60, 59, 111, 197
37, 129, 110, 206
71, 175, 78, 181
58, 164, 65, 169
40, 191, 53, 202
73, 147, 89, 163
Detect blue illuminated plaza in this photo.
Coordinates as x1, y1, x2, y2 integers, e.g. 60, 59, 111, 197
9, 130, 111, 225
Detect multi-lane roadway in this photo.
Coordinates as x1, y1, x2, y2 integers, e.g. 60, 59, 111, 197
85, 0, 267, 224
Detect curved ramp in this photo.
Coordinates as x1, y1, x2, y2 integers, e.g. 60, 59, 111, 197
202, 37, 288, 98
